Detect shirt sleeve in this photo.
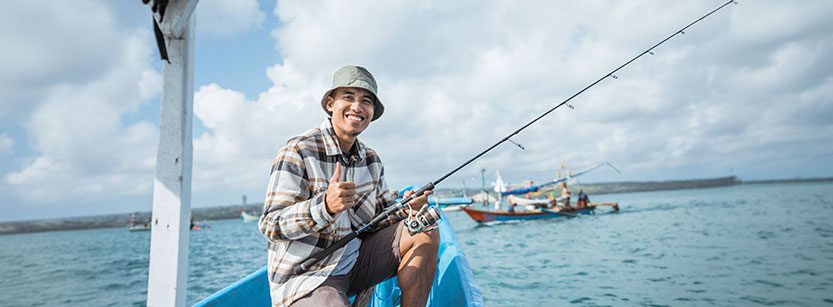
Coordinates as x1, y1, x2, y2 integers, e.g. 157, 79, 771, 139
259, 145, 335, 242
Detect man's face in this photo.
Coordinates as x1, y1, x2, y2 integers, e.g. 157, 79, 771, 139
326, 87, 376, 138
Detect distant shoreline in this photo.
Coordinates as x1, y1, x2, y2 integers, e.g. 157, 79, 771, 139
566, 176, 831, 195
0, 205, 265, 236
443, 176, 833, 196
1, 176, 830, 235
740, 177, 833, 184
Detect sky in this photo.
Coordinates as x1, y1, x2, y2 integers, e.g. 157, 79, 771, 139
1, 0, 831, 222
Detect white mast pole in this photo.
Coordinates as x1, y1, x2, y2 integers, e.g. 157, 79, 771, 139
146, 1, 199, 306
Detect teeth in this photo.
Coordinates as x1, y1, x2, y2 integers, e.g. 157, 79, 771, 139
346, 115, 364, 121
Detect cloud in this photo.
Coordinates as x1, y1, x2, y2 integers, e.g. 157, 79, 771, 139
255, 0, 833, 187
197, 0, 265, 36
191, 63, 324, 196
0, 0, 123, 120
3, 25, 161, 204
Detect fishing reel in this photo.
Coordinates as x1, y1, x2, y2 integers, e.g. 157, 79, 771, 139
405, 205, 441, 235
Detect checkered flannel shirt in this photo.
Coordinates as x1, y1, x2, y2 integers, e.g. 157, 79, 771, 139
259, 119, 406, 307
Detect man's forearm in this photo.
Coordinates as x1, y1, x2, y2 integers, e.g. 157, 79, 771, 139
259, 192, 334, 241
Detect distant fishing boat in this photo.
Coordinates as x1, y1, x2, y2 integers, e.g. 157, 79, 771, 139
128, 224, 151, 232
460, 205, 597, 223
240, 209, 258, 223
494, 162, 622, 196
194, 209, 484, 306
128, 212, 151, 232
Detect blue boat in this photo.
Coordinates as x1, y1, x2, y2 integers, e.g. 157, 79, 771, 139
436, 197, 474, 206
435, 197, 474, 212
194, 209, 484, 306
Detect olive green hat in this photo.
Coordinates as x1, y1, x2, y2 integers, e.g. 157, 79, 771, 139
320, 65, 385, 121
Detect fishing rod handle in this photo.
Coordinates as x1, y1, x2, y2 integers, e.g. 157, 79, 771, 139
397, 182, 435, 209
411, 182, 435, 198
293, 231, 360, 275
362, 182, 435, 229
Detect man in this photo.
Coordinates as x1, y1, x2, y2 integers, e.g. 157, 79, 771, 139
577, 189, 590, 207
259, 65, 438, 307
560, 182, 572, 209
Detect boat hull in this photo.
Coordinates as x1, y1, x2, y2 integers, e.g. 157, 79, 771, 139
128, 225, 151, 232
461, 206, 594, 223
240, 212, 259, 223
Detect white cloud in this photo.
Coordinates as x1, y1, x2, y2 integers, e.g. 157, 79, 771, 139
3, 26, 160, 204
0, 0, 123, 119
256, 0, 833, 187
197, 0, 265, 36
191, 62, 323, 195
138, 69, 163, 100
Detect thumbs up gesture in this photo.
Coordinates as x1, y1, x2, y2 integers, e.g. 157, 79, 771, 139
325, 163, 357, 215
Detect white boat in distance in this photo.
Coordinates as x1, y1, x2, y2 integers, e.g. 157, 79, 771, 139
240, 210, 258, 223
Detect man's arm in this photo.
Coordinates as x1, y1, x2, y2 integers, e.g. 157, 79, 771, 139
258, 145, 334, 242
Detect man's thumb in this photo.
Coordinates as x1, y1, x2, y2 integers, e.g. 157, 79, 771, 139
330, 163, 342, 183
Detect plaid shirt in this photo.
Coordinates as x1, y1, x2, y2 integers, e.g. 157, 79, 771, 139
259, 120, 405, 307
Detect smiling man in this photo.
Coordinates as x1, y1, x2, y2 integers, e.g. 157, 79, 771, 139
259, 65, 438, 307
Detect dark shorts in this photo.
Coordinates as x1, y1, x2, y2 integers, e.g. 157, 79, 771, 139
290, 221, 403, 307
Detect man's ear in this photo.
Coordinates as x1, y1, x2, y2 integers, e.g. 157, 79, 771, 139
325, 96, 335, 113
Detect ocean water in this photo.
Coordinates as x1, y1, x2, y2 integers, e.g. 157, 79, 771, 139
0, 182, 831, 306
454, 182, 833, 306
0, 217, 266, 306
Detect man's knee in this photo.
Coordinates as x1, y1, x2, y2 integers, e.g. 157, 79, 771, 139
400, 226, 440, 256
416, 226, 439, 242
415, 228, 440, 255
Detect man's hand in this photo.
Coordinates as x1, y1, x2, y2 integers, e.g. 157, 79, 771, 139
325, 163, 356, 215
403, 189, 433, 211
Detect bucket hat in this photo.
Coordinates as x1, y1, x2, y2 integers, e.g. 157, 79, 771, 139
320, 65, 384, 121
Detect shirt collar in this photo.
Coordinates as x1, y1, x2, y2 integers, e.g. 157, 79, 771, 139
320, 119, 366, 162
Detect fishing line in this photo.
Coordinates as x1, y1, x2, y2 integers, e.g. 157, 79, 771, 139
426, 0, 735, 190
293, 0, 737, 274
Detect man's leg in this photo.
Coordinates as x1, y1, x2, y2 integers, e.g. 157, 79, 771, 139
397, 226, 439, 307
345, 222, 440, 306
290, 275, 350, 307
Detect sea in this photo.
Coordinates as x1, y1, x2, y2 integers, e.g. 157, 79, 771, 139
0, 182, 831, 306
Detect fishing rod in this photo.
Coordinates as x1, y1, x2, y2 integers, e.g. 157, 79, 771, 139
547, 162, 622, 185
576, 162, 621, 177
293, 0, 736, 274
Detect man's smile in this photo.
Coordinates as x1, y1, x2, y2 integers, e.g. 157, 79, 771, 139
345, 113, 366, 123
